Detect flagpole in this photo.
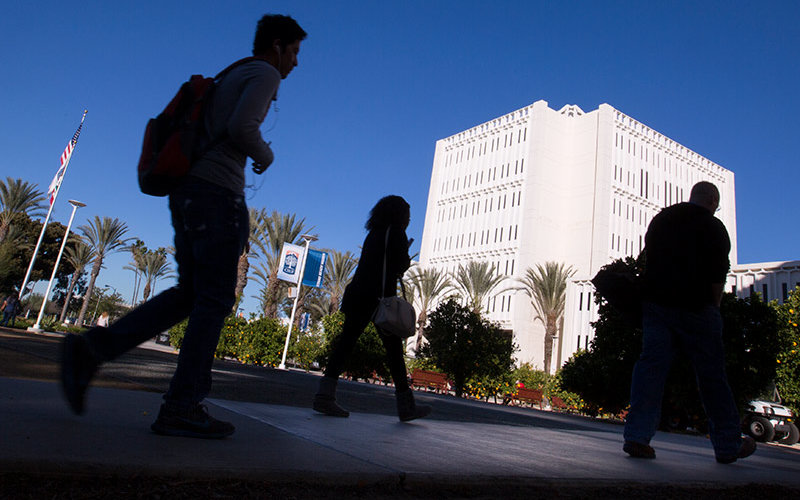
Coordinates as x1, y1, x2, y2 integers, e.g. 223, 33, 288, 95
18, 110, 87, 301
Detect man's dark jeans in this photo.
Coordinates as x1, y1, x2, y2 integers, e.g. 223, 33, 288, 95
86, 177, 248, 409
624, 301, 742, 458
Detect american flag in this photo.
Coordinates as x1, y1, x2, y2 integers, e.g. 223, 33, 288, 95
48, 111, 87, 206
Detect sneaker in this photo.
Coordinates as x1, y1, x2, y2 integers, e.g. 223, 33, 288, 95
313, 394, 350, 417
716, 435, 757, 464
623, 441, 656, 459
61, 334, 99, 415
151, 404, 235, 439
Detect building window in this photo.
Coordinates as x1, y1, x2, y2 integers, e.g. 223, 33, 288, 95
579, 292, 583, 311
762, 284, 768, 301
783, 283, 789, 302
749, 285, 755, 297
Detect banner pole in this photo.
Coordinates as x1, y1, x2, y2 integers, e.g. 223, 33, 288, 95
278, 236, 313, 370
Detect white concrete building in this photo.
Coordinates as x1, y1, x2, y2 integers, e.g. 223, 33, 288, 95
419, 100, 737, 371
727, 261, 800, 303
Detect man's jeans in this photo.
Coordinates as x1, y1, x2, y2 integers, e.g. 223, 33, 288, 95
624, 302, 742, 458
86, 178, 248, 409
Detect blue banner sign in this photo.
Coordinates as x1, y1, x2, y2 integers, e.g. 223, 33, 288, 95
302, 249, 327, 288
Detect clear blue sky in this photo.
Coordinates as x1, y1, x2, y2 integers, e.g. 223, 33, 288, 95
2, 1, 798, 315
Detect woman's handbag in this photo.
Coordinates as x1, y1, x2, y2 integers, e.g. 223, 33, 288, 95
373, 227, 416, 338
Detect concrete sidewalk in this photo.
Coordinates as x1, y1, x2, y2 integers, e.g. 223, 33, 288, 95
2, 376, 799, 491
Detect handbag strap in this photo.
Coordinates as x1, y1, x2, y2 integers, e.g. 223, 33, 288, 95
380, 227, 390, 299
379, 226, 408, 300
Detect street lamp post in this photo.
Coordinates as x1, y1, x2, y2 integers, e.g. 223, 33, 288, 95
29, 200, 86, 333
278, 233, 318, 370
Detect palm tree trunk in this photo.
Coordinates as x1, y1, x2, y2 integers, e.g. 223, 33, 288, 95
264, 269, 281, 318
543, 318, 556, 374
142, 279, 152, 302
233, 250, 249, 311
59, 270, 80, 322
77, 259, 102, 327
131, 272, 140, 306
328, 292, 340, 316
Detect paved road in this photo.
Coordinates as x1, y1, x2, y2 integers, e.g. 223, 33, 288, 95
2, 327, 799, 499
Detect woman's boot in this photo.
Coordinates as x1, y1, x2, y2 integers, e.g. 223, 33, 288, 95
396, 388, 431, 422
313, 376, 350, 417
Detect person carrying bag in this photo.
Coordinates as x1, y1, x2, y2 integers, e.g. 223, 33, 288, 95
312, 195, 431, 422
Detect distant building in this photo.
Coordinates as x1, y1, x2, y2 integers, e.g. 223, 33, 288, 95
727, 261, 800, 303
419, 100, 738, 371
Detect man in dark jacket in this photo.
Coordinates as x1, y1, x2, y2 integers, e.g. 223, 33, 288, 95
61, 14, 306, 439
623, 181, 755, 463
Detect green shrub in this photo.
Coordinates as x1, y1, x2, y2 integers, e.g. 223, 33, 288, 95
776, 288, 800, 414
319, 311, 392, 382
168, 319, 187, 349
291, 324, 326, 372
237, 316, 286, 366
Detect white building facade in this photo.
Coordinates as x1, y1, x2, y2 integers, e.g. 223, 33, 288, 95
727, 261, 800, 303
419, 100, 737, 371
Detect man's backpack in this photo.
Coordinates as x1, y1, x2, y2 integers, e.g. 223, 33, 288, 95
137, 57, 265, 196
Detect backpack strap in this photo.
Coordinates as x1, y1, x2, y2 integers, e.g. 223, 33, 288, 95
201, 56, 272, 158
214, 56, 271, 80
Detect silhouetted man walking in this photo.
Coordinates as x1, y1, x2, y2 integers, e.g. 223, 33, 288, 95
61, 14, 306, 439
623, 181, 756, 463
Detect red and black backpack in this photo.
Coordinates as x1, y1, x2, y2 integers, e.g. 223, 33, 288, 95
137, 57, 265, 196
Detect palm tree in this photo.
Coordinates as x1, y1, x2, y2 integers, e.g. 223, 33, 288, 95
251, 260, 284, 316
0, 177, 46, 243
234, 208, 269, 309
404, 265, 452, 352
76, 216, 131, 326
257, 210, 308, 318
518, 261, 576, 374
123, 240, 147, 306
59, 239, 94, 322
321, 249, 357, 315
451, 261, 508, 314
141, 248, 175, 301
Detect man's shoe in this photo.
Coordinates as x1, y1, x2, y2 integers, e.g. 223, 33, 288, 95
716, 435, 757, 464
623, 441, 656, 459
313, 394, 350, 417
61, 334, 99, 415
151, 404, 235, 439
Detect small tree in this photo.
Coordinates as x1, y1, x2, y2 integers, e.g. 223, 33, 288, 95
776, 287, 800, 414
419, 299, 516, 397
